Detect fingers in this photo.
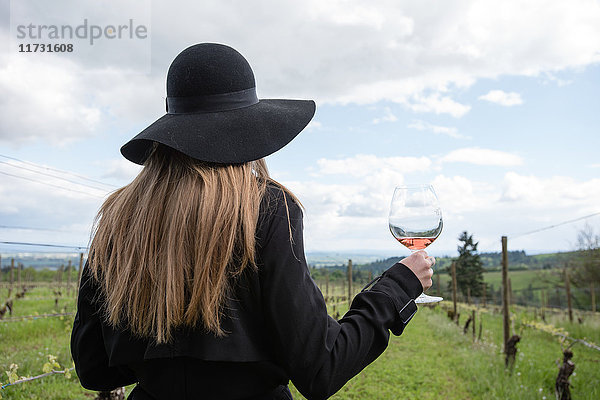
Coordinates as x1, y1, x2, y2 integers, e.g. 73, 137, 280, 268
414, 250, 428, 258
400, 251, 436, 291
425, 256, 435, 267
425, 259, 434, 289
415, 251, 435, 265
422, 254, 434, 290
423, 279, 433, 291
424, 267, 433, 290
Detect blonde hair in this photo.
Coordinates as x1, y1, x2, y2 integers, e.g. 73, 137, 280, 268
88, 144, 297, 343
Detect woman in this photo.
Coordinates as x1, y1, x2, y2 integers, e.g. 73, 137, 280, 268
71, 43, 435, 400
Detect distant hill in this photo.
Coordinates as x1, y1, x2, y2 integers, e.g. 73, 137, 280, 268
351, 250, 578, 275
305, 252, 394, 267
0, 253, 83, 270
0, 249, 578, 273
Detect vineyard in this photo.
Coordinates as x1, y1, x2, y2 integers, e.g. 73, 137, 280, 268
1, 259, 599, 399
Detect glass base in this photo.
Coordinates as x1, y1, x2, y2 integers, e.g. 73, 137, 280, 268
415, 293, 443, 304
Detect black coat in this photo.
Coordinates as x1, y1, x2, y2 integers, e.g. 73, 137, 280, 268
71, 185, 422, 400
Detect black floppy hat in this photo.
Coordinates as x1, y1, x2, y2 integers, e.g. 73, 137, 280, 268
121, 43, 316, 165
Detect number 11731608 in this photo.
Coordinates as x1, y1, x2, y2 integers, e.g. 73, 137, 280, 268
18, 43, 74, 53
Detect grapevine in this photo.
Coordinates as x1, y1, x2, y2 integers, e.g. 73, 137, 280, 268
0, 355, 74, 395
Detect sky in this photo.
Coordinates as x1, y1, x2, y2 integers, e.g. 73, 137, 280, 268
1, 0, 600, 258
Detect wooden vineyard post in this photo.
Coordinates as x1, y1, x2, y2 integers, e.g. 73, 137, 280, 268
347, 259, 352, 307
10, 258, 15, 291
508, 278, 512, 308
18, 263, 22, 287
472, 309, 476, 341
57, 264, 64, 290
451, 262, 458, 324
592, 282, 596, 313
501, 236, 510, 356
77, 252, 84, 297
67, 260, 72, 296
482, 284, 487, 308
541, 289, 546, 321
565, 265, 573, 323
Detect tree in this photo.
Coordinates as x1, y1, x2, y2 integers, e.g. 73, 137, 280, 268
454, 231, 485, 297
571, 223, 600, 288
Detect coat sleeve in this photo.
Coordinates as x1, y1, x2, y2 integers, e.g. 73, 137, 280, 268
258, 191, 423, 400
70, 264, 137, 390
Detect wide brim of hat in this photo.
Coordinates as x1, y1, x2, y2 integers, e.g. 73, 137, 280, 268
120, 99, 316, 165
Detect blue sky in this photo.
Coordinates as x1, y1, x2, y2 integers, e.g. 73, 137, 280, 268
1, 0, 600, 258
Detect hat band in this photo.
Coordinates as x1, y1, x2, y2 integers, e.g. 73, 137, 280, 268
166, 87, 259, 114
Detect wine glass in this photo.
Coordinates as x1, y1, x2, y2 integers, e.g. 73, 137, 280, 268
389, 184, 443, 304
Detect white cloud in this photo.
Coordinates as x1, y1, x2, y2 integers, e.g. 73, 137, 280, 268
372, 107, 398, 124
307, 1, 394, 30
297, 154, 434, 232
0, 55, 162, 146
100, 159, 143, 182
541, 72, 573, 87
0, 159, 110, 199
284, 161, 600, 253
501, 172, 600, 207
405, 94, 471, 118
193, 0, 600, 106
407, 120, 468, 139
2, 0, 600, 145
431, 175, 497, 212
478, 90, 524, 106
440, 147, 523, 166
0, 163, 106, 247
316, 154, 431, 177
0, 57, 102, 145
306, 120, 323, 131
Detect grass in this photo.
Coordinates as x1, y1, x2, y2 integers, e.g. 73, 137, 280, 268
1, 285, 599, 399
435, 269, 559, 293
1, 286, 96, 399
432, 268, 584, 309
291, 303, 600, 399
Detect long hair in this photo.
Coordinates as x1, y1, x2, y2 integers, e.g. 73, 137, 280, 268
88, 144, 297, 343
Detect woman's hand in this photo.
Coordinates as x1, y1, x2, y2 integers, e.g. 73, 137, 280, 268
400, 250, 435, 291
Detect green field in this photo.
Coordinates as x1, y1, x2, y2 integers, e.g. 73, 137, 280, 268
430, 268, 595, 309
0, 285, 97, 399
435, 269, 557, 293
1, 284, 599, 399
